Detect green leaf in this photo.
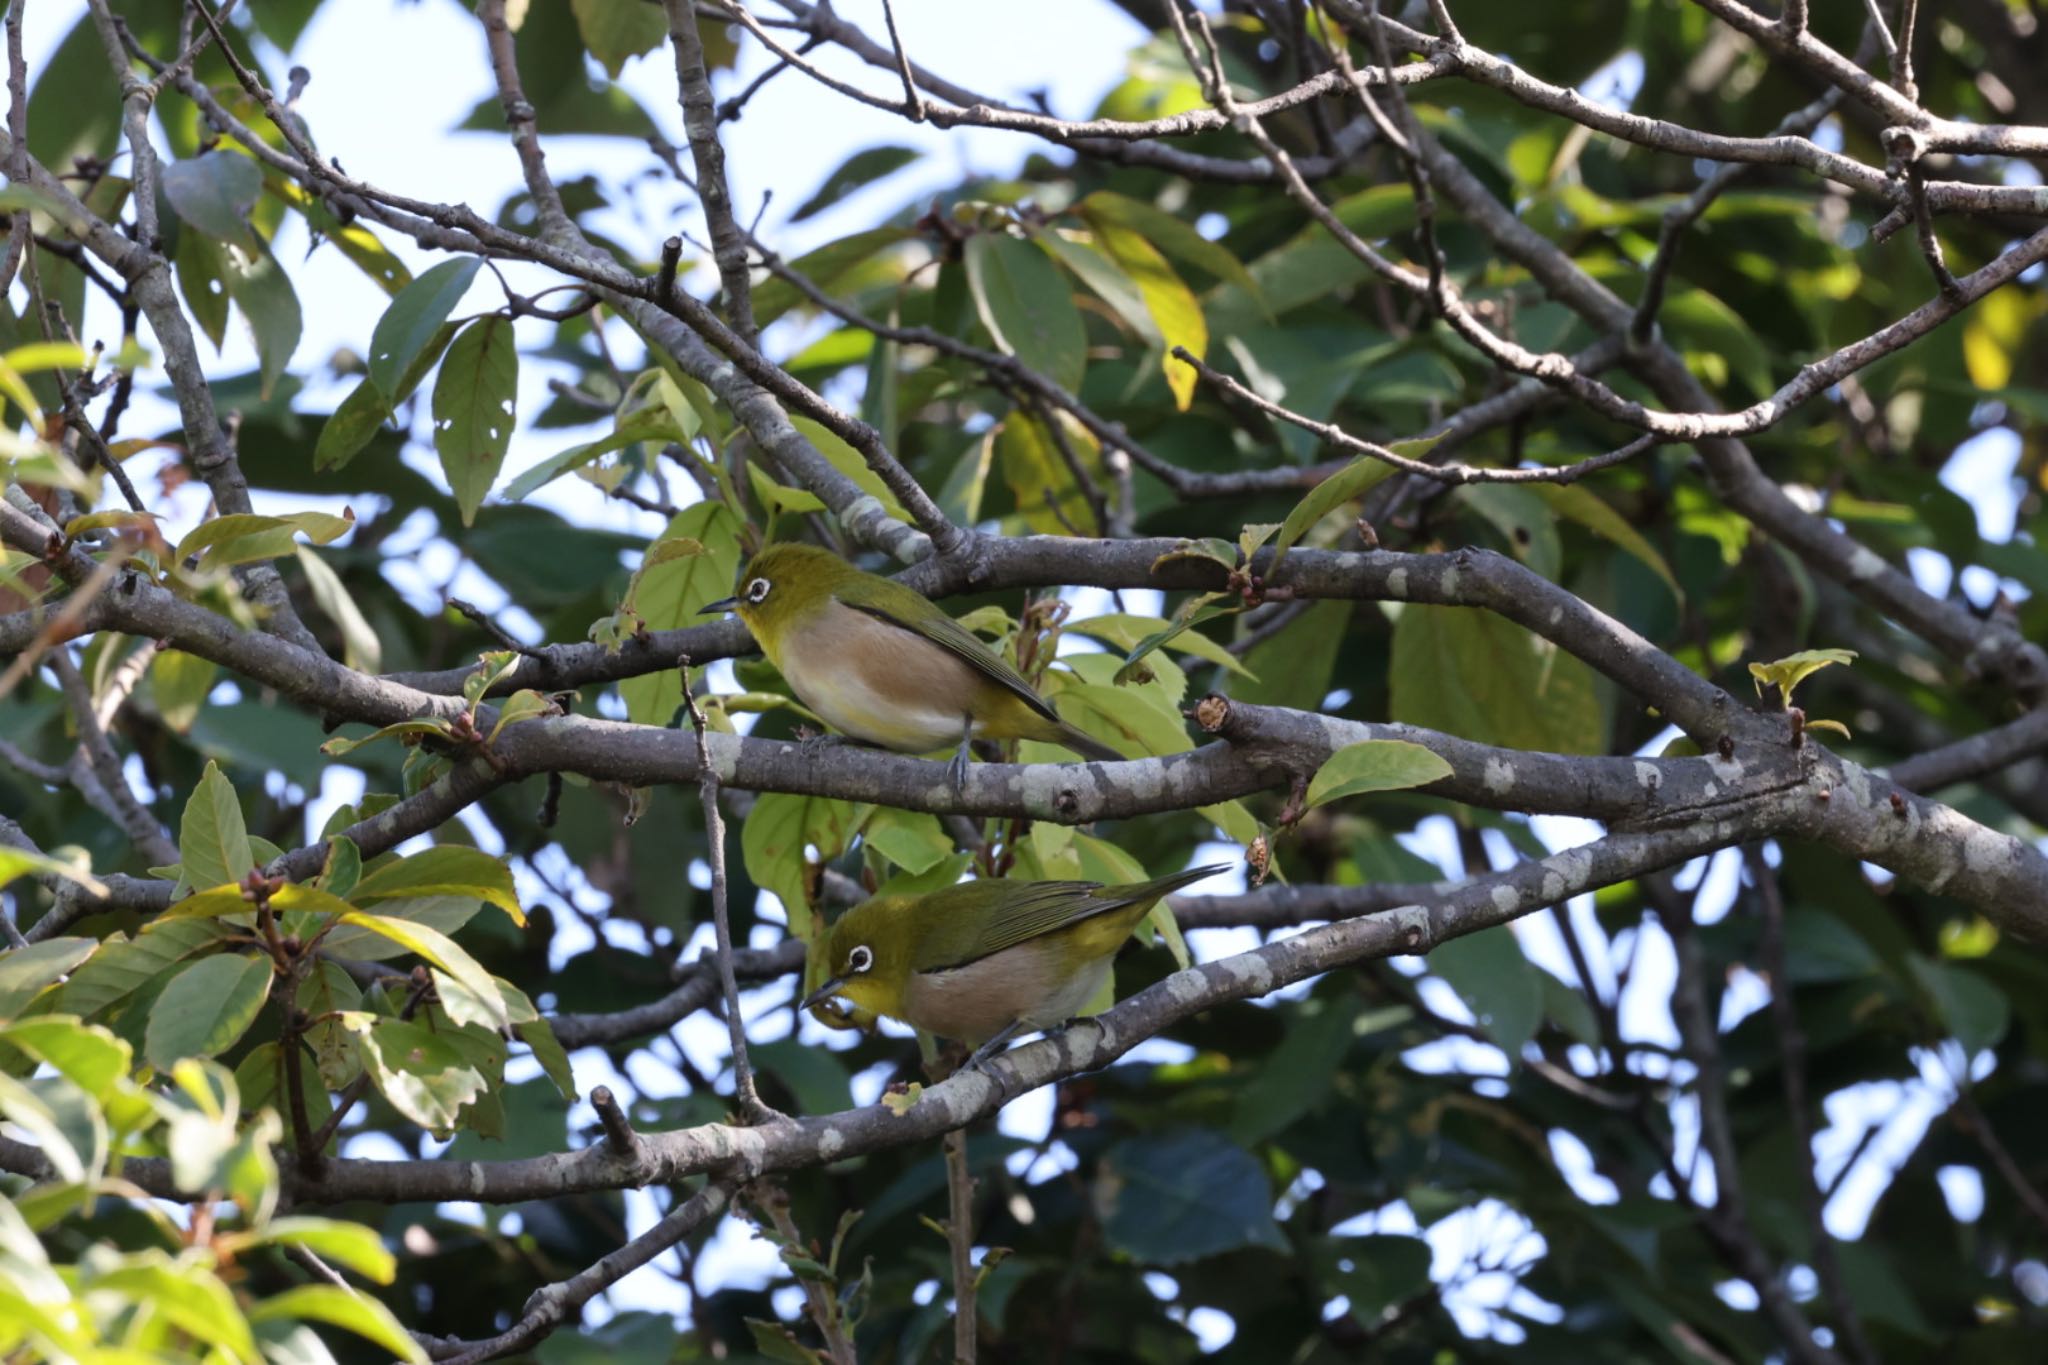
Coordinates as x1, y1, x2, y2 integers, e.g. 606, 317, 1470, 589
964, 232, 1086, 394
1305, 739, 1454, 807
616, 501, 743, 726
790, 415, 911, 523
297, 961, 362, 1091
1230, 996, 1362, 1144
432, 315, 519, 525
0, 1016, 130, 1100
1783, 909, 1884, 984
295, 545, 382, 673
248, 1285, 428, 1365
536, 1312, 678, 1365
313, 378, 391, 472
791, 145, 920, 222
149, 647, 218, 734
1909, 957, 2009, 1055
161, 149, 263, 249
1431, 927, 1542, 1059
1098, 1128, 1286, 1264
1067, 606, 1252, 680
175, 227, 231, 347
91, 1255, 259, 1362
0, 1072, 101, 1183
317, 717, 455, 757
319, 836, 363, 900
175, 509, 357, 573
1747, 648, 1857, 705
750, 226, 912, 328
753, 1038, 853, 1115
1315, 1234, 1434, 1324
741, 793, 866, 940
1459, 484, 1561, 582
570, 0, 668, 77
747, 1319, 827, 1365
178, 760, 254, 894
230, 1217, 396, 1285
503, 403, 678, 500
1039, 230, 1155, 345
1043, 681, 1191, 760
863, 808, 954, 876
1389, 605, 1605, 755
55, 920, 228, 1019
368, 257, 482, 398
518, 1017, 578, 1102
275, 178, 413, 296
0, 847, 106, 898
221, 241, 302, 400
0, 939, 96, 1021
144, 953, 273, 1070
349, 846, 525, 927
487, 688, 555, 740
346, 1015, 487, 1135
1531, 483, 1681, 603
339, 916, 507, 1023
1270, 455, 1398, 571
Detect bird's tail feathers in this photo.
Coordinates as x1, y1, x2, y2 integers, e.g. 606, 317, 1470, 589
1116, 862, 1232, 906
1051, 722, 1125, 765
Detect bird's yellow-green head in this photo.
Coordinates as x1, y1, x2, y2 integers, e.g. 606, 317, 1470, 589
799, 895, 918, 1022
700, 542, 853, 652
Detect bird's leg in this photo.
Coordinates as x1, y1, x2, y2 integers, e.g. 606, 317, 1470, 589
946, 713, 975, 792
960, 1019, 1027, 1074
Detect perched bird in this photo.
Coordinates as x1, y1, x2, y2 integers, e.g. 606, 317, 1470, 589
799, 864, 1227, 1071
702, 542, 1121, 784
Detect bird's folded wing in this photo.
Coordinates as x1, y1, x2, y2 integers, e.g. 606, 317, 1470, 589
836, 581, 1062, 726
913, 880, 1117, 971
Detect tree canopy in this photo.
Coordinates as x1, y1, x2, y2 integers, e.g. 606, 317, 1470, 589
2, 0, 2047, 1362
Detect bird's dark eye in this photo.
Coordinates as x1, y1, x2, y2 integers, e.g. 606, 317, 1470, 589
745, 576, 772, 604
848, 945, 873, 973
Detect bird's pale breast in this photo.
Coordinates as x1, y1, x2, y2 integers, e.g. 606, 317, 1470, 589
902, 939, 1111, 1043
777, 599, 984, 752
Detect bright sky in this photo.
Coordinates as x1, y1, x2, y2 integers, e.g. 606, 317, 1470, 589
13, 0, 2032, 1351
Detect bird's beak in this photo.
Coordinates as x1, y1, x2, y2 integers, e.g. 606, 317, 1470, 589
699, 596, 738, 616
799, 977, 847, 1014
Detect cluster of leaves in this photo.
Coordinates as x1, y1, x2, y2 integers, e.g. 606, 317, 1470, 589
0, 944, 423, 1362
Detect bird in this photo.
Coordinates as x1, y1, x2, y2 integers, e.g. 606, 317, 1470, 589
701, 541, 1122, 785
799, 864, 1228, 1071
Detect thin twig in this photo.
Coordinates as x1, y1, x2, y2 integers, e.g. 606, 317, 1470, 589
1172, 346, 1663, 485
879, 0, 924, 120
662, 0, 759, 343
1748, 848, 1877, 1364
945, 1127, 979, 1362
678, 655, 783, 1126
429, 1182, 732, 1365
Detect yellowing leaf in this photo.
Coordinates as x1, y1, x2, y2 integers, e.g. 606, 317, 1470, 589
1073, 215, 1207, 409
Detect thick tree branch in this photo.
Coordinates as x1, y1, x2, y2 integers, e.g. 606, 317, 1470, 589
3, 822, 1737, 1204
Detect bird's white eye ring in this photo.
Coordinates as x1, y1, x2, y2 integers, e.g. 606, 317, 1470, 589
847, 945, 873, 973
745, 576, 772, 605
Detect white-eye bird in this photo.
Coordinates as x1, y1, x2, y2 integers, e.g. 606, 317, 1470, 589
702, 542, 1121, 785
800, 864, 1226, 1071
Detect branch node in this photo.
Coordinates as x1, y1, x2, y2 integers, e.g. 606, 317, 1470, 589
590, 1085, 645, 1161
